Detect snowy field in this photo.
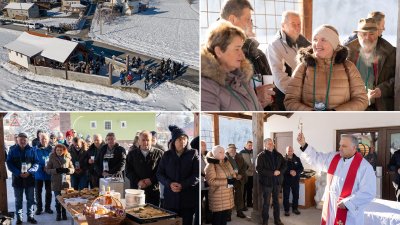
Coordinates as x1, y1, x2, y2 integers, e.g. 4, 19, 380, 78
0, 28, 199, 111
89, 0, 199, 68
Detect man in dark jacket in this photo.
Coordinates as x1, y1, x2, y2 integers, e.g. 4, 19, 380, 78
346, 18, 395, 111
156, 125, 199, 225
226, 144, 248, 219
95, 132, 126, 178
220, 0, 275, 109
388, 149, 400, 201
69, 137, 89, 190
6, 133, 39, 224
283, 146, 303, 216
256, 138, 286, 225
86, 134, 105, 188
34, 133, 53, 215
126, 131, 164, 206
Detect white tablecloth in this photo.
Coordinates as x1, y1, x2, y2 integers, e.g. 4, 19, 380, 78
364, 198, 400, 225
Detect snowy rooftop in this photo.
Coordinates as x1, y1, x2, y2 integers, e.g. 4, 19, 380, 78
71, 3, 87, 8
3, 32, 78, 63
4, 3, 36, 10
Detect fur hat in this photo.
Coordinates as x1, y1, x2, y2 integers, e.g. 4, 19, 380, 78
168, 125, 188, 144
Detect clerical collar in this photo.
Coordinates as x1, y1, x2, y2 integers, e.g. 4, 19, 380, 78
343, 152, 357, 161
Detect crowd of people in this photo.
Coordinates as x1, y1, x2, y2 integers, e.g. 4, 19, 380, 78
201, 0, 395, 111
201, 132, 384, 225
6, 126, 199, 225
119, 56, 186, 90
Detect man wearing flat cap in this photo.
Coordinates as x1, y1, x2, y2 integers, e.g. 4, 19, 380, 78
346, 17, 396, 111
6, 133, 39, 224
226, 144, 248, 219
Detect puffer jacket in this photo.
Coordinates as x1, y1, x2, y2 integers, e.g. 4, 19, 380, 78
284, 46, 368, 111
45, 152, 75, 192
201, 47, 262, 111
205, 152, 235, 212
346, 37, 395, 111
34, 144, 52, 181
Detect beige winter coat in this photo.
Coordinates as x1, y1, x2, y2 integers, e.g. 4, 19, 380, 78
284, 46, 368, 111
205, 152, 235, 212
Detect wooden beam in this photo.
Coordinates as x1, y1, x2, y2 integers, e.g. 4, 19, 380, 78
0, 113, 8, 213
193, 113, 199, 137
213, 114, 220, 145
251, 113, 264, 223
395, 1, 400, 110
300, 0, 313, 40
217, 113, 253, 121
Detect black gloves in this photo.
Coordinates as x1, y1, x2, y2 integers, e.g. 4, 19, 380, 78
56, 168, 70, 174
227, 178, 235, 185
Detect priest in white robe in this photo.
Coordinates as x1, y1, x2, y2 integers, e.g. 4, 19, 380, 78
297, 133, 376, 225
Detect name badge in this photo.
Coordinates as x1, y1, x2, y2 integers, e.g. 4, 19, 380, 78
314, 102, 326, 111
21, 162, 28, 173
103, 161, 109, 171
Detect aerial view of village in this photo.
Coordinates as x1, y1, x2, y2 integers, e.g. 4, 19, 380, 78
0, 0, 199, 111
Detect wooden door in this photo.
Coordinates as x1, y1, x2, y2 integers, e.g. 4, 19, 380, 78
273, 132, 293, 156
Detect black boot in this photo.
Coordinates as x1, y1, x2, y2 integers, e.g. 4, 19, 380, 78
56, 213, 61, 221
62, 208, 67, 220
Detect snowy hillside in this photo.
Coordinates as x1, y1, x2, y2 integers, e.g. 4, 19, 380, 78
0, 28, 199, 111
89, 0, 199, 68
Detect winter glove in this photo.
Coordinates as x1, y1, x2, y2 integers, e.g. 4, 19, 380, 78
56, 168, 63, 174
62, 168, 70, 174
227, 178, 235, 185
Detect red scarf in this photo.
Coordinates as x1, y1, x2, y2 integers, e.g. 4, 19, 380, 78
321, 152, 363, 225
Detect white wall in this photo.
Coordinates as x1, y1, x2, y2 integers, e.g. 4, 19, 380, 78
264, 112, 400, 168
8, 50, 29, 69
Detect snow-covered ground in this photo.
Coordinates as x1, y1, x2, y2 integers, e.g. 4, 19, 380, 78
47, 7, 73, 17
0, 28, 199, 111
27, 17, 80, 27
89, 0, 199, 68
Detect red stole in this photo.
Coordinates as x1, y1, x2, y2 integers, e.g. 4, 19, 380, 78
321, 152, 363, 225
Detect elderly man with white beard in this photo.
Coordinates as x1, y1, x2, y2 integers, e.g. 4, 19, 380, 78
346, 17, 396, 111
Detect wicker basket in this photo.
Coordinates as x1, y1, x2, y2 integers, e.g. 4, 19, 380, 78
85, 195, 125, 225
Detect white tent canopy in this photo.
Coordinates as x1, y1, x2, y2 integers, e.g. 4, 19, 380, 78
4, 32, 79, 63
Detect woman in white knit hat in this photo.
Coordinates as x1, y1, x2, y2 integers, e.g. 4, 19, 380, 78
284, 24, 368, 111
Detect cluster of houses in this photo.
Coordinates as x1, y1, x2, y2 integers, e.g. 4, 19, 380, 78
1, 0, 88, 20
1, 0, 146, 20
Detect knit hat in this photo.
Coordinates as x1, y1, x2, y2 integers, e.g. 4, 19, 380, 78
65, 130, 73, 137
168, 125, 188, 143
354, 18, 377, 33
312, 25, 340, 50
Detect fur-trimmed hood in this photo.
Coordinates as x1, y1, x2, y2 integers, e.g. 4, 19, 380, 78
201, 46, 254, 86
297, 45, 349, 67
205, 151, 227, 164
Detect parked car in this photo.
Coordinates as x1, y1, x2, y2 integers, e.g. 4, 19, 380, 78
57, 35, 72, 41
50, 26, 65, 34
27, 23, 40, 29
